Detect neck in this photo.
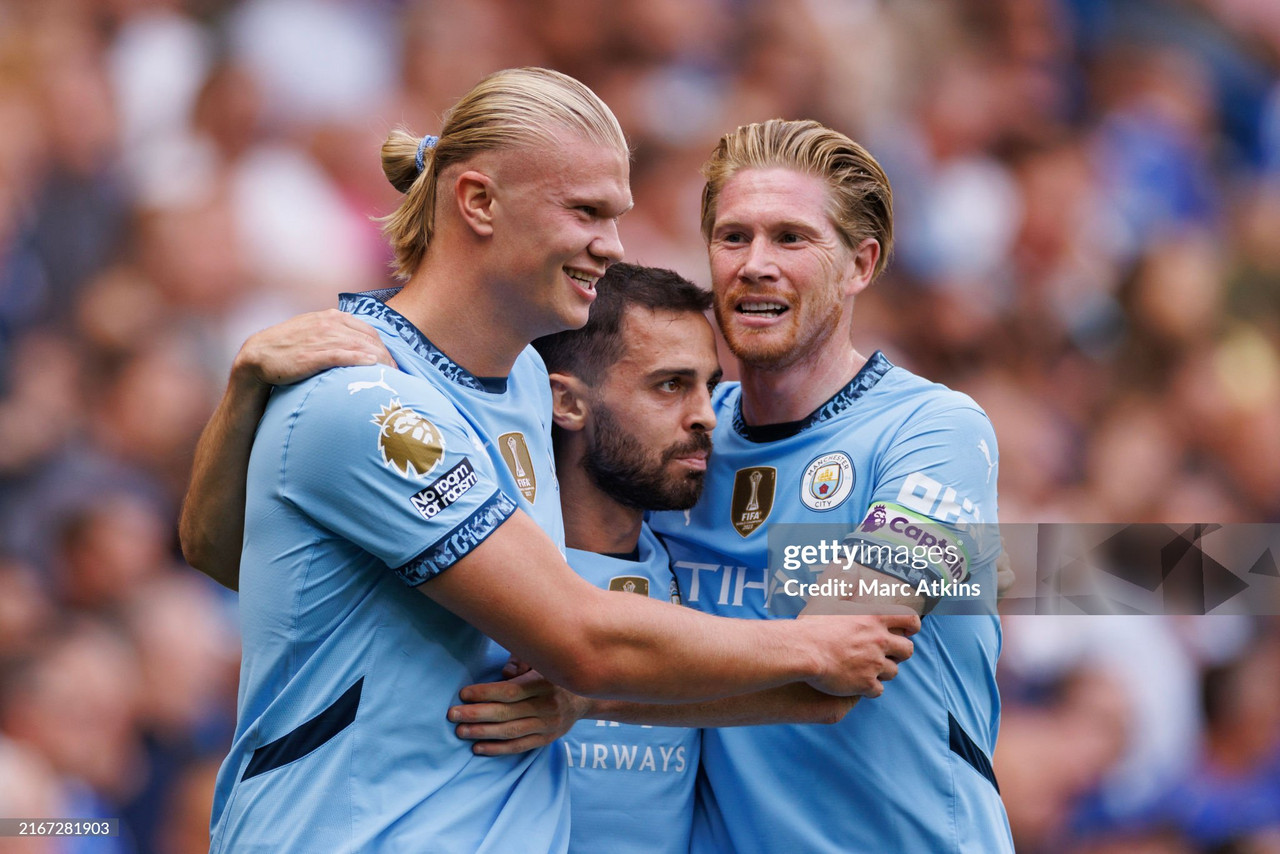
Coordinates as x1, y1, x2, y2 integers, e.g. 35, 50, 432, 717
738, 343, 867, 426
555, 444, 644, 554
387, 249, 531, 378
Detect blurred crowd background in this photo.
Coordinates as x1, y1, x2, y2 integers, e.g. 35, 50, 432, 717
0, 0, 1278, 851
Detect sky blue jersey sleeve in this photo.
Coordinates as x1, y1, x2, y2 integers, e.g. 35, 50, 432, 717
266, 365, 517, 586
844, 402, 1000, 588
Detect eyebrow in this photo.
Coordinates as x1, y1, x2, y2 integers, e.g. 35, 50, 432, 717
645, 367, 722, 383
573, 198, 634, 217
647, 367, 697, 380
714, 218, 818, 234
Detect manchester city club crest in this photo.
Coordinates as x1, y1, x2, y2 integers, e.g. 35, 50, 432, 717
731, 466, 776, 537
498, 432, 537, 502
800, 451, 854, 511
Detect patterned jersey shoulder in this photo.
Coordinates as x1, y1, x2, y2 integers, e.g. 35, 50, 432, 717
866, 363, 998, 510
261, 365, 516, 581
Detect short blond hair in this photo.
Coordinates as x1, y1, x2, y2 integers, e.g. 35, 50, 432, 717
700, 119, 894, 279
380, 67, 629, 280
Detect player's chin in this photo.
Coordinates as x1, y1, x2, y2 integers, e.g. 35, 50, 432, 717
663, 470, 706, 510
723, 330, 792, 368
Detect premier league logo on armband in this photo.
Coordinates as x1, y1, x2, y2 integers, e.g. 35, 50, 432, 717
372, 400, 445, 478
800, 451, 854, 511
861, 504, 888, 532
498, 432, 537, 502
731, 467, 776, 537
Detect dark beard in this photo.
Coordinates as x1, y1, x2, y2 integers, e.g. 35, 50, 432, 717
582, 404, 712, 511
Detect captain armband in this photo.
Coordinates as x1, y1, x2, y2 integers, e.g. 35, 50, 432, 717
841, 503, 971, 591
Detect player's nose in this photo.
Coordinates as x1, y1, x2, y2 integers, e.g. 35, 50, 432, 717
739, 237, 777, 283
590, 218, 624, 266
687, 389, 717, 433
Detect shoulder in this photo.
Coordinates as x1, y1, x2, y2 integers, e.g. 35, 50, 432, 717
639, 522, 670, 565
712, 380, 741, 414
265, 366, 478, 478
513, 346, 553, 402
515, 344, 551, 380
273, 365, 458, 421
877, 366, 995, 446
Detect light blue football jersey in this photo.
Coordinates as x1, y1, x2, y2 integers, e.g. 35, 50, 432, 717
562, 525, 700, 854
650, 352, 1013, 854
210, 289, 570, 853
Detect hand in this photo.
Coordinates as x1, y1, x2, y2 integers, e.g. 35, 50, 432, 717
796, 608, 919, 699
448, 669, 590, 755
234, 309, 396, 387
995, 544, 1015, 599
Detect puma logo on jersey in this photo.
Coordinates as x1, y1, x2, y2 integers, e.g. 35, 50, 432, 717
977, 439, 996, 484
348, 368, 398, 396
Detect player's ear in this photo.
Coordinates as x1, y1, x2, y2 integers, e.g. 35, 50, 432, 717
842, 237, 880, 298
548, 373, 589, 432
454, 170, 496, 237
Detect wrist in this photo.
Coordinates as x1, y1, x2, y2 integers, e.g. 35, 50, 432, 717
785, 618, 830, 686
229, 348, 273, 391
579, 694, 606, 722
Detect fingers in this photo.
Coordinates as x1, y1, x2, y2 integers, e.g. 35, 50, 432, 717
455, 706, 545, 742
881, 611, 921, 636
471, 733, 561, 756
331, 313, 396, 366
885, 632, 915, 664
448, 668, 583, 755
238, 311, 397, 385
995, 551, 1015, 597
449, 699, 532, 725
456, 676, 543, 705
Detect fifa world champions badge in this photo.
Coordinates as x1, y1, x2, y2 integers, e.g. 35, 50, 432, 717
731, 467, 776, 537
498, 432, 537, 502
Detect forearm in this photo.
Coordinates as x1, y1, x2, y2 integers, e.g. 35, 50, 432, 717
428, 512, 915, 703
563, 592, 827, 702
178, 367, 272, 590
423, 514, 854, 703
588, 683, 860, 728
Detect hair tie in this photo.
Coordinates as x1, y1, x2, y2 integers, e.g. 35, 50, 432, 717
415, 134, 439, 174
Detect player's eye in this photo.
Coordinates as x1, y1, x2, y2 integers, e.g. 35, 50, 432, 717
658, 379, 682, 393
575, 205, 597, 216
780, 232, 803, 244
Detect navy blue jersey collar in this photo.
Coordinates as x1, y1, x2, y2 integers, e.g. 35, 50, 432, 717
732, 351, 893, 442
340, 289, 508, 394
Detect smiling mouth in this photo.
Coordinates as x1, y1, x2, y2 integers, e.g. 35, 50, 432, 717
566, 269, 598, 293
736, 300, 788, 318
